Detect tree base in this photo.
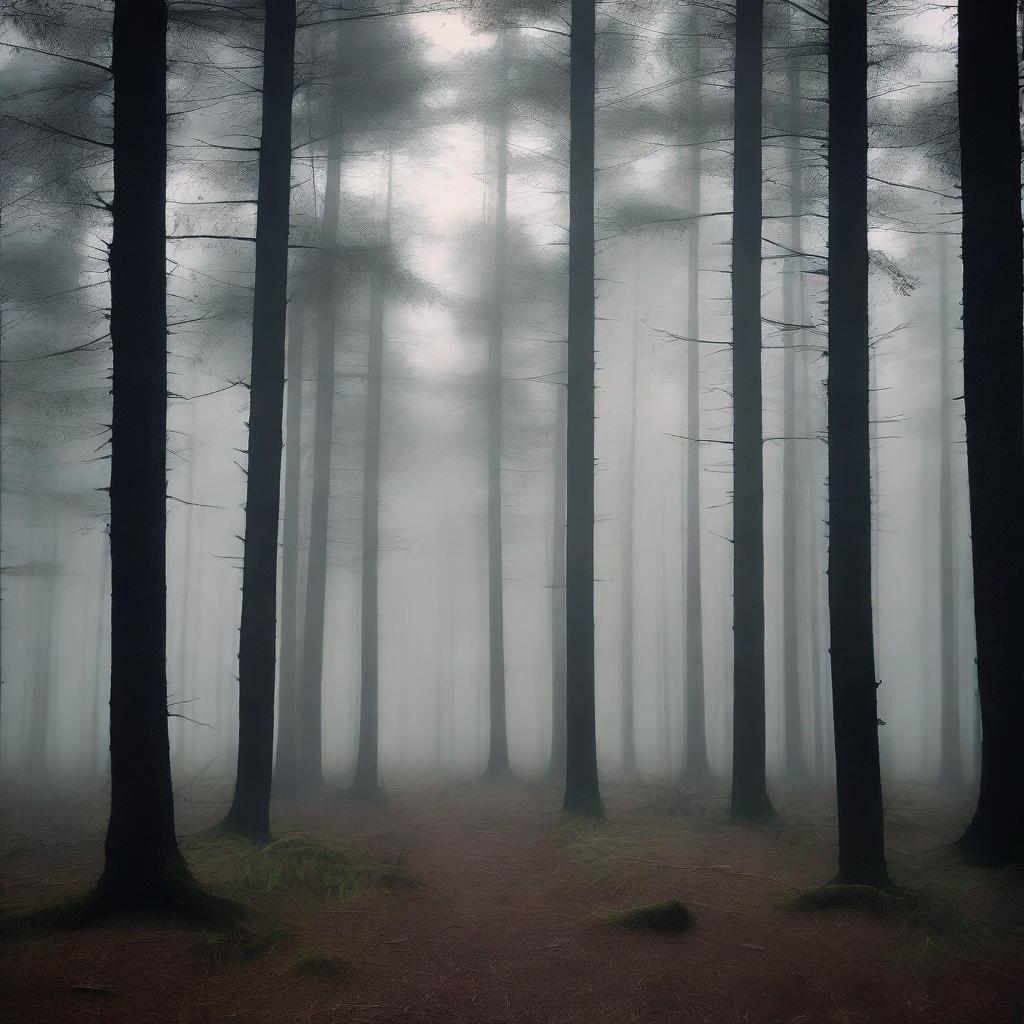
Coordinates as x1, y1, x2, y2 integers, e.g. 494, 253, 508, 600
562, 793, 605, 819
481, 762, 516, 784
730, 793, 778, 824
347, 779, 387, 805
206, 814, 272, 846
957, 820, 1024, 869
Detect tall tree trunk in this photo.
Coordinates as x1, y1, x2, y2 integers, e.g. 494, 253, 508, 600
298, 33, 344, 795
484, 35, 510, 779
98, 0, 196, 910
563, 0, 603, 817
619, 235, 640, 776
682, 28, 710, 781
220, 0, 296, 840
548, 381, 568, 778
781, 28, 808, 783
172, 403, 196, 767
870, 344, 889, 772
351, 151, 392, 802
957, 0, 1024, 865
936, 233, 962, 788
730, 0, 774, 822
826, 0, 888, 886
274, 294, 305, 797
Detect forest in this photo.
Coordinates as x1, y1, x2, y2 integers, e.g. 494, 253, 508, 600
0, 0, 1022, 1021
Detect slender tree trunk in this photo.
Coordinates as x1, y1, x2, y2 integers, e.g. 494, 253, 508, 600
298, 33, 344, 795
351, 151, 392, 802
619, 235, 640, 776
484, 35, 510, 779
274, 295, 305, 797
221, 0, 296, 840
781, 30, 808, 783
563, 0, 602, 817
957, 0, 1024, 865
98, 0, 196, 910
682, 34, 710, 781
936, 233, 963, 788
870, 344, 889, 772
172, 404, 196, 767
826, 0, 888, 887
548, 381, 568, 778
730, 0, 774, 822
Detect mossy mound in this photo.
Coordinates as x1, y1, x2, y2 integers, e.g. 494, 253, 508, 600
187, 833, 418, 902
194, 922, 290, 966
287, 949, 353, 982
785, 884, 921, 916
587, 899, 693, 933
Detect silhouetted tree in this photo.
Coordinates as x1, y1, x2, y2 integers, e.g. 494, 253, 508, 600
826, 0, 888, 887
957, 0, 1024, 866
730, 0, 774, 823
220, 0, 297, 841
563, 0, 602, 818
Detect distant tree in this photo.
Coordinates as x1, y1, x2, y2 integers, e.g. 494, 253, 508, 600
350, 151, 393, 803
219, 0, 297, 841
563, 0, 602, 817
825, 0, 888, 886
957, 0, 1024, 866
730, 0, 775, 823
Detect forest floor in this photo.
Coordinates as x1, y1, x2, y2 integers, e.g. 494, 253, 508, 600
1, 777, 1022, 1023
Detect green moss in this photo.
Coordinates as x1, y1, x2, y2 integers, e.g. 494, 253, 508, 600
587, 899, 693, 933
784, 884, 921, 916
185, 833, 418, 903
287, 948, 353, 982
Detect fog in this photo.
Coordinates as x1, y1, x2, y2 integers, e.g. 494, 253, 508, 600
1, 3, 976, 789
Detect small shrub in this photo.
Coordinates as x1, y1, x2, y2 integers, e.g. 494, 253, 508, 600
587, 899, 693, 933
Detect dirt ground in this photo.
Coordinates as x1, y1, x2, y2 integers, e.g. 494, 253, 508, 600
1, 777, 1021, 1024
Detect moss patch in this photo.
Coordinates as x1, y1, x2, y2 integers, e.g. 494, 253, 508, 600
194, 921, 291, 966
587, 899, 693, 933
186, 833, 417, 903
784, 884, 922, 916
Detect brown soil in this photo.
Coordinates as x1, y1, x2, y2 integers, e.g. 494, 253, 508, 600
1, 779, 1021, 1023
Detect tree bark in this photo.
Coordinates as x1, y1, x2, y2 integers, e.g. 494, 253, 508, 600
826, 0, 888, 886
98, 0, 194, 909
563, 0, 603, 817
221, 0, 296, 841
730, 0, 774, 822
957, 0, 1024, 865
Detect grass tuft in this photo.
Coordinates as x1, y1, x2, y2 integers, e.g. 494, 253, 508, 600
586, 898, 693, 933
186, 832, 418, 903
194, 921, 291, 966
287, 948, 353, 982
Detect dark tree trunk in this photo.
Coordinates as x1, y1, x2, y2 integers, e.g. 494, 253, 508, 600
936, 234, 963, 788
221, 0, 296, 842
826, 0, 888, 886
28, 513, 56, 778
274, 295, 305, 797
563, 0, 603, 817
98, 0, 194, 910
298, 34, 344, 795
682, 32, 710, 781
619, 236, 640, 776
781, 30, 808, 783
730, 0, 774, 823
957, 0, 1024, 865
351, 152, 392, 802
484, 35, 510, 780
548, 380, 568, 778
